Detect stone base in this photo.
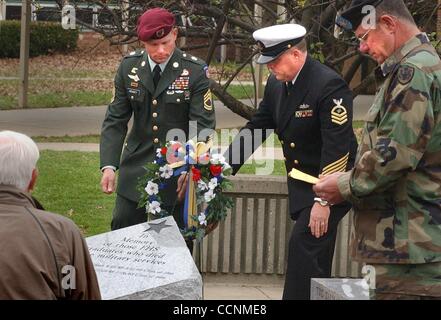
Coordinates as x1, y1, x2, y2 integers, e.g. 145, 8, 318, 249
311, 278, 370, 300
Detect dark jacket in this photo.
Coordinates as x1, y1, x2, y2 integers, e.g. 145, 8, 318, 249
227, 56, 358, 218
0, 185, 101, 299
100, 48, 215, 203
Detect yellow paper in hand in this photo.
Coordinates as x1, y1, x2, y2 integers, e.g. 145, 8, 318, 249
288, 168, 319, 185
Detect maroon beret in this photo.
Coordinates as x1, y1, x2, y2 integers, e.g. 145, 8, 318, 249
137, 8, 176, 41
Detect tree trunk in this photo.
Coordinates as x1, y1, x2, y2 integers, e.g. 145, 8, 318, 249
438, 0, 441, 40
210, 80, 255, 120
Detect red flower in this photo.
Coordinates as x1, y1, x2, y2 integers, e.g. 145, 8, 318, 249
161, 147, 167, 156
210, 165, 222, 177
192, 167, 201, 181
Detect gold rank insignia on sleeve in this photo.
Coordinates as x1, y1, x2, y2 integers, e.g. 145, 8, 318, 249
204, 89, 213, 111
321, 153, 349, 175
331, 99, 348, 125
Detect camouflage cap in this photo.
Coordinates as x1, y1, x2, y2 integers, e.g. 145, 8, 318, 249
336, 0, 383, 31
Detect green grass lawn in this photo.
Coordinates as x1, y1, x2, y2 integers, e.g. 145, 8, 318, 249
33, 134, 102, 143
33, 151, 115, 237
32, 150, 286, 237
0, 90, 113, 110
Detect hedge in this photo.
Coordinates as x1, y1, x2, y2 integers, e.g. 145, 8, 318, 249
0, 20, 79, 58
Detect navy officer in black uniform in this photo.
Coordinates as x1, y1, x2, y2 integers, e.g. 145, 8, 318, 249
225, 24, 358, 300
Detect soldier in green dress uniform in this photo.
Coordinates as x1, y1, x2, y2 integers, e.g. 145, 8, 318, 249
100, 8, 215, 235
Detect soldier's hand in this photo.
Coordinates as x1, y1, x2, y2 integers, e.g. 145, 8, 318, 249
313, 172, 345, 205
101, 168, 116, 194
309, 203, 330, 238
176, 172, 189, 202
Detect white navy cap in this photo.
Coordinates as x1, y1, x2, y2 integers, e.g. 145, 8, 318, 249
253, 24, 307, 64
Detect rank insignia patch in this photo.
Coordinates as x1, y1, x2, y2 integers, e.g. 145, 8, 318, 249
331, 99, 347, 125
397, 65, 414, 85
204, 89, 213, 111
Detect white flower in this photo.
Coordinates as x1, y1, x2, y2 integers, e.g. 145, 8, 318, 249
210, 153, 226, 165
147, 201, 161, 215
222, 162, 231, 171
156, 148, 162, 158
198, 180, 208, 191
159, 164, 173, 179
145, 181, 159, 195
208, 178, 218, 190
198, 212, 207, 226
204, 189, 215, 202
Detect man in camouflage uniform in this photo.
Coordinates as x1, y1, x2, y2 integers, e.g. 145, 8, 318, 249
100, 8, 215, 232
313, 0, 441, 299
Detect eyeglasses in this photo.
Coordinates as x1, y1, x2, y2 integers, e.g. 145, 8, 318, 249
356, 28, 372, 44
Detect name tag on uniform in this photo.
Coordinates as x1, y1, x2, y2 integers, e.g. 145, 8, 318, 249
127, 88, 141, 96
295, 110, 313, 118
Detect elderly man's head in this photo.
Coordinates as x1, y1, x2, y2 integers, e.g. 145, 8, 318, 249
0, 131, 39, 191
338, 0, 420, 64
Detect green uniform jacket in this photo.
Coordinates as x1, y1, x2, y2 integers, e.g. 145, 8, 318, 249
100, 48, 216, 203
338, 34, 441, 264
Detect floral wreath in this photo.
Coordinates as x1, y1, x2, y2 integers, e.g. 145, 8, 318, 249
138, 139, 234, 241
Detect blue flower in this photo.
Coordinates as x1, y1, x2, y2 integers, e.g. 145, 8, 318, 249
159, 182, 167, 190
156, 157, 166, 165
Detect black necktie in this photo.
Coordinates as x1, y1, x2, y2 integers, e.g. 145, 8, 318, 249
153, 65, 161, 88
285, 81, 293, 95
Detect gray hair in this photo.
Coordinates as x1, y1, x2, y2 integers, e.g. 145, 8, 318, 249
0, 130, 40, 190
376, 0, 416, 26
294, 39, 307, 53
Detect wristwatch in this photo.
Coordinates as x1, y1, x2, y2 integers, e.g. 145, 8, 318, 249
314, 197, 329, 207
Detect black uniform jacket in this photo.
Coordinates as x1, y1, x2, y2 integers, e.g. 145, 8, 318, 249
227, 55, 358, 218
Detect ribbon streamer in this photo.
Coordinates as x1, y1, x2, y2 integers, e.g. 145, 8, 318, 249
168, 139, 213, 229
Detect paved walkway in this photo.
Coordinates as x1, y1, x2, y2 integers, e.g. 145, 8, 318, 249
202, 274, 284, 300
0, 96, 373, 137
203, 283, 283, 300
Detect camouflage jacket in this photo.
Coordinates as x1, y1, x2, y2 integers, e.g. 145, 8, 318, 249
337, 34, 441, 264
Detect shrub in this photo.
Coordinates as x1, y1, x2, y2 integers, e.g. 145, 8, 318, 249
0, 20, 78, 58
